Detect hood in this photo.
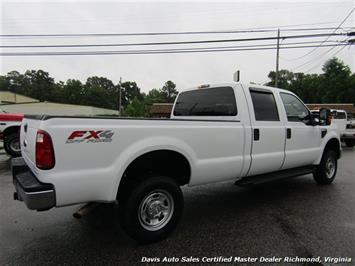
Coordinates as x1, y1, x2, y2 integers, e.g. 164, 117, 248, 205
0, 113, 24, 121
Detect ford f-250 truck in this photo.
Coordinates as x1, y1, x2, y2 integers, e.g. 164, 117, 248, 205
12, 83, 341, 243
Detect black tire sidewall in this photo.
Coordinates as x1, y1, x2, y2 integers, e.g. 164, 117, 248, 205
4, 133, 21, 157
120, 176, 183, 244
314, 150, 337, 185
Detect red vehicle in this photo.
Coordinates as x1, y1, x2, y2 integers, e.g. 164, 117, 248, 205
0, 112, 23, 157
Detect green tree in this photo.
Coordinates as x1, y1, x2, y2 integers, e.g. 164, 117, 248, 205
56, 79, 84, 104
144, 88, 165, 104
161, 80, 178, 103
3, 71, 25, 94
266, 69, 294, 90
0, 75, 10, 91
121, 81, 142, 108
82, 76, 117, 109
265, 58, 354, 104
124, 97, 147, 117
320, 57, 353, 103
22, 70, 56, 101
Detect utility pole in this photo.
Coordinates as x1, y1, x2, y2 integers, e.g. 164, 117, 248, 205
275, 28, 280, 88
118, 77, 122, 116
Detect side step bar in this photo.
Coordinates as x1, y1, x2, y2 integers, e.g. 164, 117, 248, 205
235, 166, 315, 187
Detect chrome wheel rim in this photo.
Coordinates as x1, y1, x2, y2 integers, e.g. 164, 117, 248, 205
9, 138, 21, 153
138, 189, 174, 231
325, 156, 336, 178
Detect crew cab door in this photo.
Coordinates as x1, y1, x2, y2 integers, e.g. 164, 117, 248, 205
279, 92, 321, 169
246, 87, 286, 176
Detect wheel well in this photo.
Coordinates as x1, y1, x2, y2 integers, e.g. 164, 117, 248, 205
324, 138, 341, 159
3, 126, 20, 138
117, 150, 191, 201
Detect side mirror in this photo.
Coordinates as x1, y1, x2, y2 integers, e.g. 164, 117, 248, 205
319, 108, 332, 126
310, 114, 320, 126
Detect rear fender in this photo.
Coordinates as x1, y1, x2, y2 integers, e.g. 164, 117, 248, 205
110, 136, 196, 200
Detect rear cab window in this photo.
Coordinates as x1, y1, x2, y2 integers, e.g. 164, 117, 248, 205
173, 87, 238, 116
249, 88, 280, 121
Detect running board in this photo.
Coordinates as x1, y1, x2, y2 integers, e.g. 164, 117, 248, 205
235, 166, 315, 187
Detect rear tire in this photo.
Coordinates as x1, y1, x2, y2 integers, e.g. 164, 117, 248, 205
119, 176, 183, 244
345, 140, 354, 148
4, 132, 21, 157
313, 150, 337, 185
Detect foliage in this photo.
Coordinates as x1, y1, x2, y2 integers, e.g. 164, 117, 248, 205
123, 97, 147, 117
0, 58, 353, 117
266, 58, 355, 104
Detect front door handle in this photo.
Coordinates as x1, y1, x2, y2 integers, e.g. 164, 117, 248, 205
254, 129, 260, 141
287, 128, 291, 139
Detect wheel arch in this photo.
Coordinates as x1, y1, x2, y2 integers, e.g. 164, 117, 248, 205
316, 137, 341, 165
116, 149, 191, 202
3, 125, 20, 138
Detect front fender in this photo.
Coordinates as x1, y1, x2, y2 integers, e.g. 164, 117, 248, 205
314, 129, 341, 165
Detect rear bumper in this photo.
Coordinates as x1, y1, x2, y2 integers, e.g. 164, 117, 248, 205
12, 157, 56, 211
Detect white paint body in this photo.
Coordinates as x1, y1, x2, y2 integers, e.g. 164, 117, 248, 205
20, 83, 340, 207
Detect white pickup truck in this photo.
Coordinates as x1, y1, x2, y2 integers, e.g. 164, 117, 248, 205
12, 83, 341, 243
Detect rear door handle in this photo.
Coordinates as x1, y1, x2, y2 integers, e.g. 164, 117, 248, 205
254, 129, 260, 141
287, 128, 291, 139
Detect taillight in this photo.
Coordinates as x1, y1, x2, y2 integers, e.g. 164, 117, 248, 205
36, 130, 55, 170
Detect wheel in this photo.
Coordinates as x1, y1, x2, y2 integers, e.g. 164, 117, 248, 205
119, 176, 183, 244
313, 150, 337, 185
345, 140, 354, 148
4, 132, 21, 157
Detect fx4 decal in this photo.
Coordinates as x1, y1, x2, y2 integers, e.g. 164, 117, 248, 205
66, 130, 114, 144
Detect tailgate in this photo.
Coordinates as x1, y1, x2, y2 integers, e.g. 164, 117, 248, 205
20, 117, 42, 166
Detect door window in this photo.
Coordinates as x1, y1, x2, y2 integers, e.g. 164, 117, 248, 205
280, 93, 310, 123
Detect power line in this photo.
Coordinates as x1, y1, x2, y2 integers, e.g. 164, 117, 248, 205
0, 39, 345, 49
292, 37, 350, 71
0, 44, 349, 57
303, 45, 349, 73
1, 27, 354, 39
0, 41, 344, 55
282, 8, 355, 61
0, 33, 348, 48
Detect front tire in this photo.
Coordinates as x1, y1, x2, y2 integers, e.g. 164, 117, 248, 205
119, 176, 183, 244
4, 132, 21, 157
313, 150, 337, 185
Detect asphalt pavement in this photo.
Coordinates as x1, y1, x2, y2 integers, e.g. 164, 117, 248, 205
0, 147, 354, 265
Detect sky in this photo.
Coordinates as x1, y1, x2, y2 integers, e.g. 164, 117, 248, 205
0, 0, 354, 93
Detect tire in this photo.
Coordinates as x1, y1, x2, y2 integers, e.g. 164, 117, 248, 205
345, 140, 354, 148
4, 132, 21, 157
313, 150, 337, 185
119, 176, 183, 244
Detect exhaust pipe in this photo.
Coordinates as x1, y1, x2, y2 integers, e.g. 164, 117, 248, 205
73, 203, 99, 219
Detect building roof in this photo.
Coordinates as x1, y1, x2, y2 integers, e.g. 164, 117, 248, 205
150, 103, 173, 114
0, 91, 39, 104
0, 92, 118, 116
